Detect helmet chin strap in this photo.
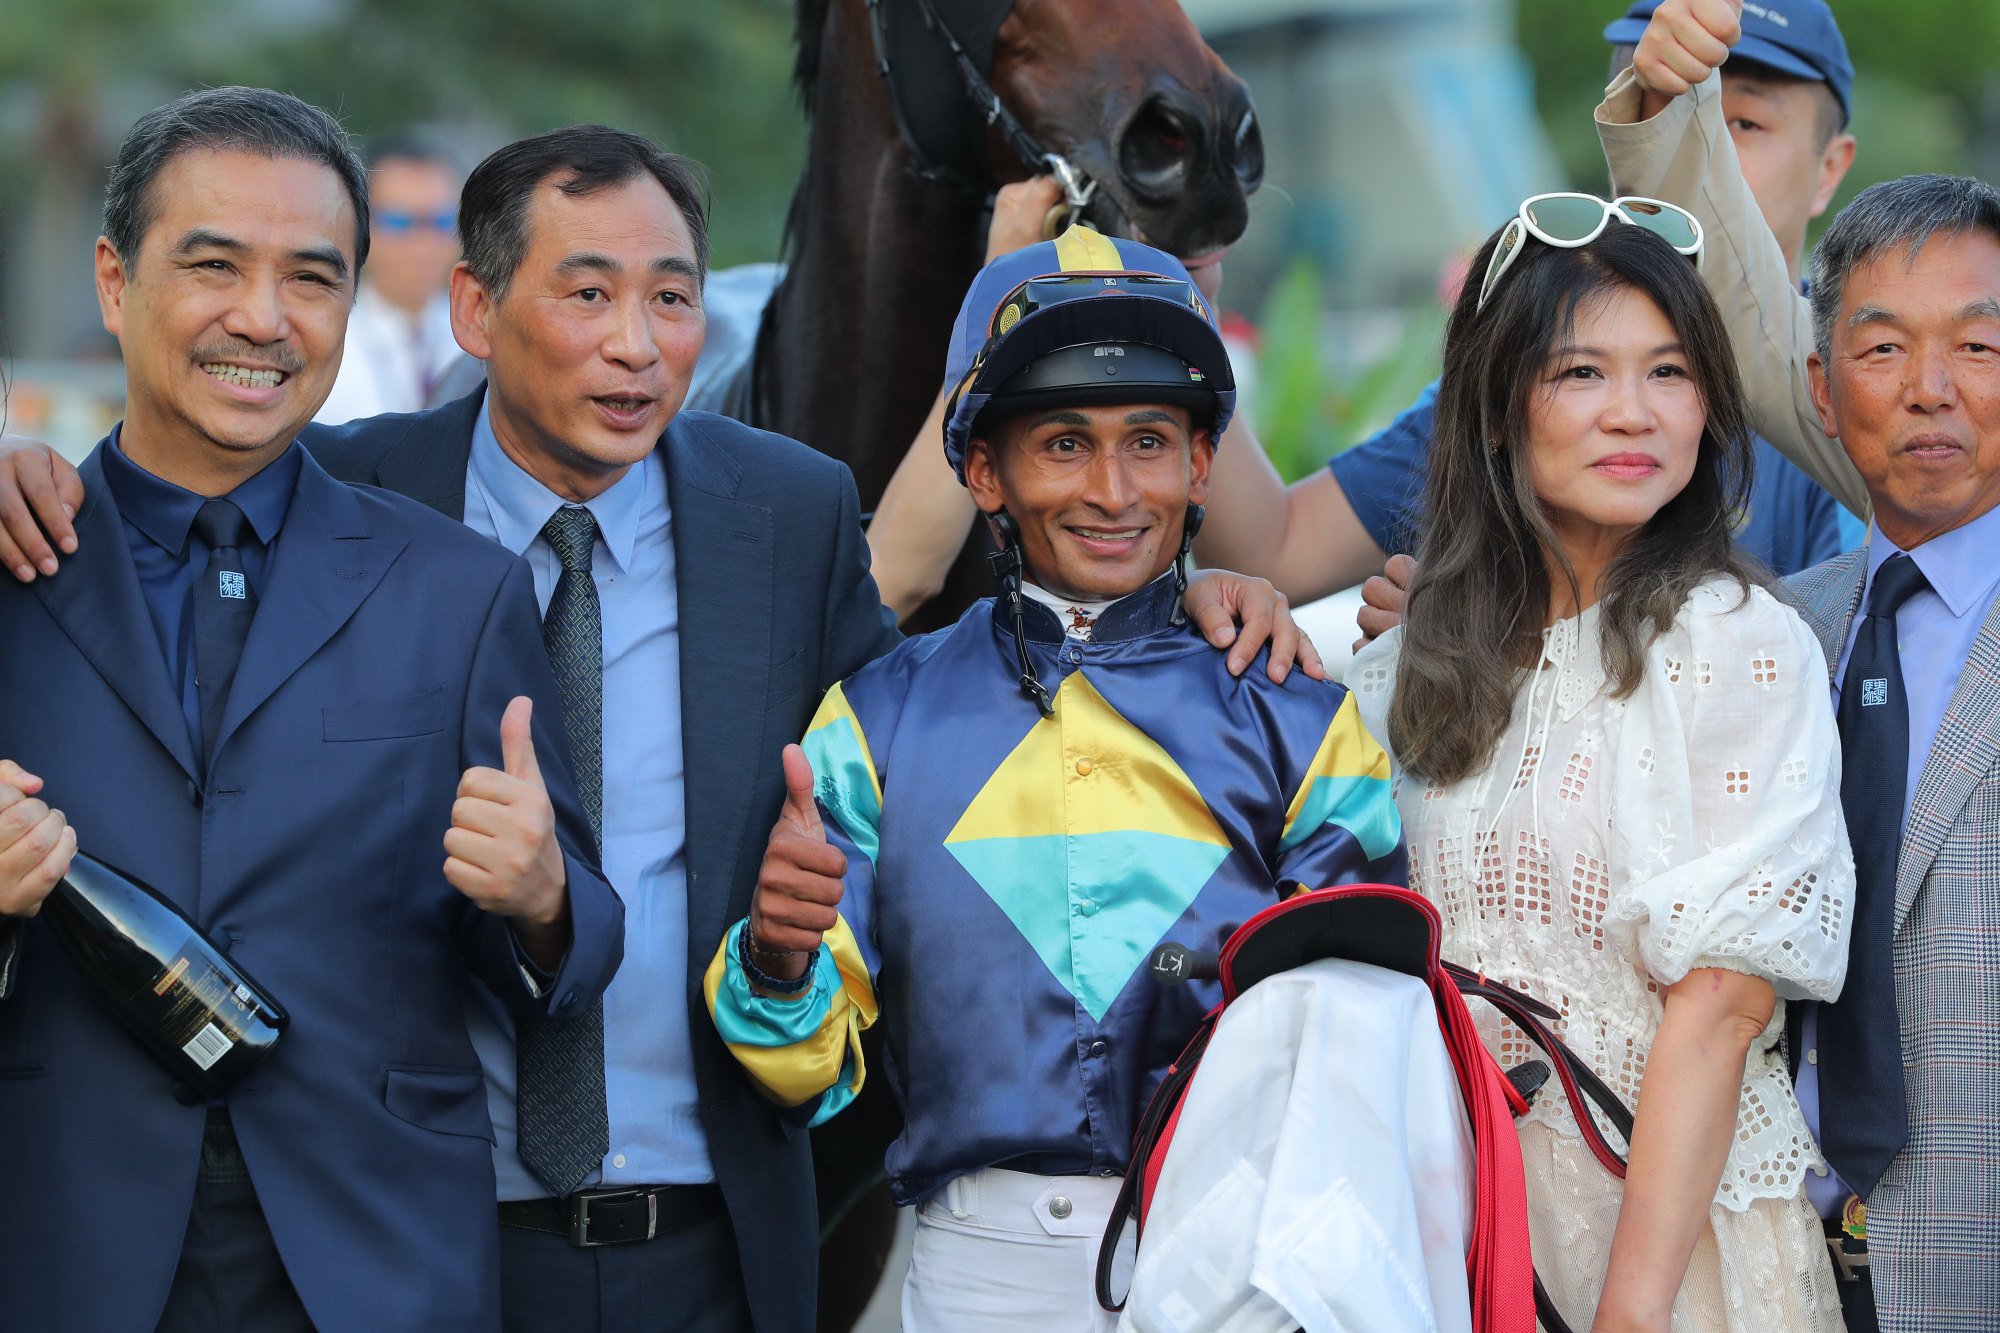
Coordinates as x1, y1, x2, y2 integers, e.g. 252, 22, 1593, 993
987, 502, 1204, 711
1169, 503, 1205, 627
986, 508, 1057, 719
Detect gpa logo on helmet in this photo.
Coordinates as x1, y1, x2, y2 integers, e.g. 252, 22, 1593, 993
1188, 368, 1205, 383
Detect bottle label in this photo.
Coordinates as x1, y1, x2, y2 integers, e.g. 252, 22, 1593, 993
146, 952, 255, 1068
182, 1022, 235, 1070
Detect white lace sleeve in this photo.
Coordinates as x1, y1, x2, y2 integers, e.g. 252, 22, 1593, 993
1604, 583, 1855, 1002
1344, 627, 1403, 771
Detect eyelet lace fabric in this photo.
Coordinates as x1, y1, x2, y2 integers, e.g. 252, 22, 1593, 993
1354, 580, 1853, 1330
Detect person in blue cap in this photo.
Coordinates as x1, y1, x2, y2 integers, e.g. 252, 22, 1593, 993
1291, 0, 1863, 613
702, 227, 1407, 1331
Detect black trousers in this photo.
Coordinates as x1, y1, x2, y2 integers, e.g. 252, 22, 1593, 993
1836, 1273, 1879, 1333
500, 1210, 752, 1333
155, 1111, 315, 1333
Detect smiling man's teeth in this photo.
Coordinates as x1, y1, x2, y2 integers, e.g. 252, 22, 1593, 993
1075, 529, 1141, 540
601, 397, 648, 411
202, 363, 285, 389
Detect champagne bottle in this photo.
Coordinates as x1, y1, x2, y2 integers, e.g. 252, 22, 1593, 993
42, 851, 288, 1099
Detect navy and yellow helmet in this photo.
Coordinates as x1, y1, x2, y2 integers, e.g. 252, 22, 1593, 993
940, 225, 1237, 483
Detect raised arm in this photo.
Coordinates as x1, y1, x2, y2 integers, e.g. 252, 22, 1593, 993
1191, 413, 1388, 604
1594, 6, 1868, 516
864, 386, 979, 622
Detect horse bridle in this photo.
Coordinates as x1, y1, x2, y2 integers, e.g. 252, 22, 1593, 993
862, 0, 1097, 223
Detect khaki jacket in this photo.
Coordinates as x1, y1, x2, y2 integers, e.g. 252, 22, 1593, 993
1594, 69, 1871, 519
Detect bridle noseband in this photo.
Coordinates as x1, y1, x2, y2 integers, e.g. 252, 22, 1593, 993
862, 0, 1096, 219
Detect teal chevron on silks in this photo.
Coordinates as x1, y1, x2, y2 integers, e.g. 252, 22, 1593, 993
944, 834, 1073, 997
947, 829, 1230, 1020
1280, 774, 1400, 861
801, 691, 883, 866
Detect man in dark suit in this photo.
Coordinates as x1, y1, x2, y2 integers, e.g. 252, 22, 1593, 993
0, 121, 1310, 1332
0, 88, 621, 1332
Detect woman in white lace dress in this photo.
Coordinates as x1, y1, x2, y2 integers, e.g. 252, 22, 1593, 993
1349, 203, 1853, 1332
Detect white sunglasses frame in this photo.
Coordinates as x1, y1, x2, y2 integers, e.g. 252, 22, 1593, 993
1476, 193, 1705, 313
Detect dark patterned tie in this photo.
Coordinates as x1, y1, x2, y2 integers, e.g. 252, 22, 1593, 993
1819, 552, 1929, 1199
515, 506, 610, 1198
191, 499, 258, 770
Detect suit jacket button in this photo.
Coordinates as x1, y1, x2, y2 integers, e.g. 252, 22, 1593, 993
173, 1082, 203, 1107
186, 780, 202, 806
560, 991, 578, 1012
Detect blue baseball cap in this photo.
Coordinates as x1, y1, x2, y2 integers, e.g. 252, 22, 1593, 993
1604, 0, 1853, 128
939, 225, 1236, 483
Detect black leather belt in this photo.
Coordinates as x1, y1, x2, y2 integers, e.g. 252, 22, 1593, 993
499, 1185, 725, 1247
1823, 1214, 1870, 1285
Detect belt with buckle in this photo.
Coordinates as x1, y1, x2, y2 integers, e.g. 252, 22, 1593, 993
1823, 1194, 1870, 1285
499, 1184, 725, 1247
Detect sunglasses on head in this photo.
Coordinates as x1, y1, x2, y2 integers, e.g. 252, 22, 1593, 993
1476, 193, 1703, 313
375, 209, 458, 236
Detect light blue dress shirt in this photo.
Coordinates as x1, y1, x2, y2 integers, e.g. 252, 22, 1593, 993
1797, 501, 2000, 1215
461, 399, 713, 1196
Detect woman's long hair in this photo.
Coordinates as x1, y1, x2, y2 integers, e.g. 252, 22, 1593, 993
1389, 219, 1761, 785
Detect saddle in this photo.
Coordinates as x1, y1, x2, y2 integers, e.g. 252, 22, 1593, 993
1097, 884, 1633, 1333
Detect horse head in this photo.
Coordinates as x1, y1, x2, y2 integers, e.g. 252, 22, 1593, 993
990, 0, 1264, 263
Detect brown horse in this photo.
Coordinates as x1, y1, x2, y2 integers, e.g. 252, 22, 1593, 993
745, 0, 1263, 632
746, 3, 1265, 1325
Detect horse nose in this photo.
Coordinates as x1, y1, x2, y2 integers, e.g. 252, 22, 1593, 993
1116, 86, 1264, 208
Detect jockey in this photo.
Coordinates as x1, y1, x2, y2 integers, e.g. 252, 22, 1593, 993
704, 227, 1407, 1331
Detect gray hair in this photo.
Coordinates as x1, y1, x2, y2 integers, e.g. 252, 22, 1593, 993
104, 86, 371, 272
1810, 174, 2000, 363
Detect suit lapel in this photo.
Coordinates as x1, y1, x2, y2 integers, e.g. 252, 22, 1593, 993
374, 388, 480, 521
1790, 550, 1866, 683
214, 452, 406, 757
1894, 588, 2000, 932
664, 416, 774, 964
29, 449, 199, 781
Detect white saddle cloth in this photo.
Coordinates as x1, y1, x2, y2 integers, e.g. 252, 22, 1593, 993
1119, 958, 1476, 1333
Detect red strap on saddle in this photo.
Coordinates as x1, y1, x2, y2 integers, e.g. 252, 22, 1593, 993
1430, 950, 1537, 1332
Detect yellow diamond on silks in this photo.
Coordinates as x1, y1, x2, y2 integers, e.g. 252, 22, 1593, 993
944, 671, 1231, 1021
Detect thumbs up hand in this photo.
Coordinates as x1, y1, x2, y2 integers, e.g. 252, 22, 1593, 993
446, 696, 569, 963
1633, 0, 1742, 103
747, 745, 848, 982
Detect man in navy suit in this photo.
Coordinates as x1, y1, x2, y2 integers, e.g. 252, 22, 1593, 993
0, 88, 621, 1332
0, 120, 1312, 1332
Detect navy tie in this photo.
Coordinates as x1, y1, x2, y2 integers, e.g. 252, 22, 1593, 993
514, 506, 610, 1199
1819, 552, 1929, 1199
191, 499, 258, 770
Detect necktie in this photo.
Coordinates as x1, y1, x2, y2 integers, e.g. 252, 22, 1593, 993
1819, 552, 1929, 1199
191, 499, 258, 769
515, 506, 610, 1198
